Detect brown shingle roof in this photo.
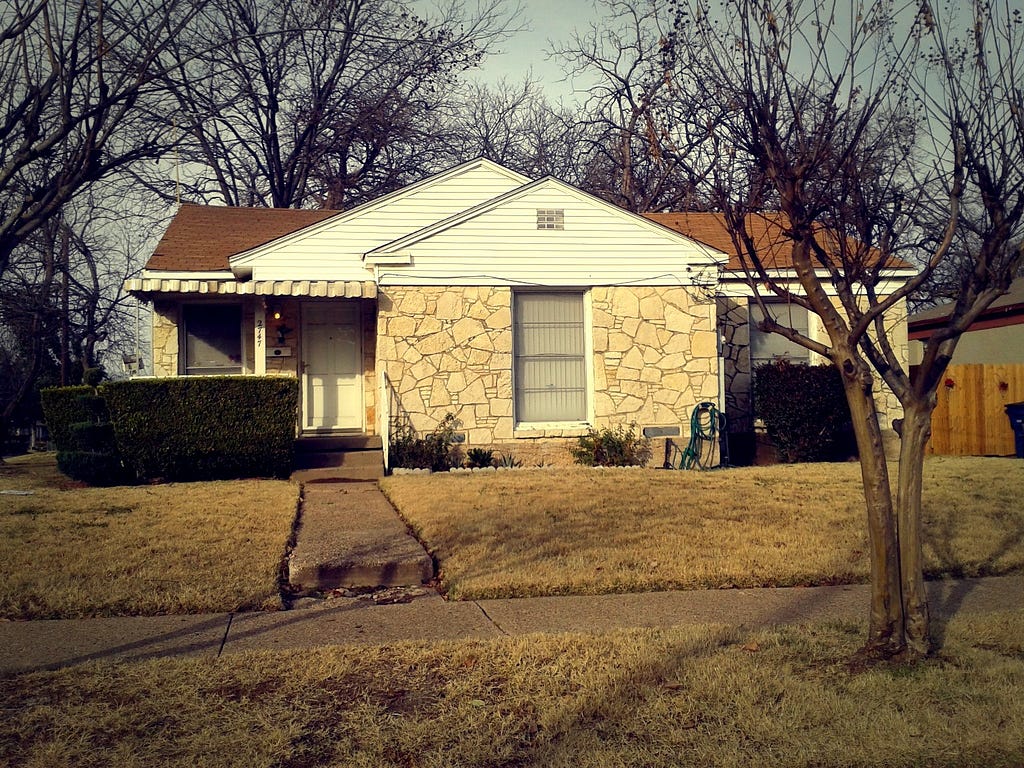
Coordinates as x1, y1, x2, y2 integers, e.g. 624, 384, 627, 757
145, 204, 342, 272
644, 211, 912, 272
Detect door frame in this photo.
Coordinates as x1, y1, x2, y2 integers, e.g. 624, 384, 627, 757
300, 300, 365, 434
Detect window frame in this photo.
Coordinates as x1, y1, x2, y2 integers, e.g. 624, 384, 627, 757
748, 300, 811, 369
180, 302, 244, 376
512, 290, 591, 427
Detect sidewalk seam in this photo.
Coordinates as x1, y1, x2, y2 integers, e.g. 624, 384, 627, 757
218, 614, 234, 657
473, 602, 508, 635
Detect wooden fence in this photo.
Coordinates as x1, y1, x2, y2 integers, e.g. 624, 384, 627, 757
925, 364, 1024, 456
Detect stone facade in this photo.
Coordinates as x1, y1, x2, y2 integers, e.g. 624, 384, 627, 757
151, 300, 179, 377
377, 285, 719, 465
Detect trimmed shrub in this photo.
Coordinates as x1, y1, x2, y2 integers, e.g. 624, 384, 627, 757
43, 382, 131, 486
571, 424, 652, 467
753, 360, 856, 463
389, 413, 461, 472
57, 450, 127, 487
39, 386, 92, 451
101, 376, 299, 481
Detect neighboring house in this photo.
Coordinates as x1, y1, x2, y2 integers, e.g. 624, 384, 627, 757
907, 276, 1024, 457
908, 276, 1024, 365
127, 159, 726, 465
645, 212, 914, 447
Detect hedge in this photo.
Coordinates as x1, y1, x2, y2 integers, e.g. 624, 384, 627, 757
753, 360, 856, 463
39, 386, 93, 451
101, 376, 299, 482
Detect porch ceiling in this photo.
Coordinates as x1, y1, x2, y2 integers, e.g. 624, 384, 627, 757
124, 278, 377, 298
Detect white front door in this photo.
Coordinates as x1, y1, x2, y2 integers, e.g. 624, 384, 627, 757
301, 302, 363, 431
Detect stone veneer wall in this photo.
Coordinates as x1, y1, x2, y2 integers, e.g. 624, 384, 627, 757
377, 285, 719, 466
151, 300, 179, 377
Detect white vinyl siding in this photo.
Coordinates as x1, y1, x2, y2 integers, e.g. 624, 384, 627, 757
514, 292, 587, 423
182, 304, 242, 375
240, 162, 527, 281
749, 302, 810, 367
376, 183, 721, 287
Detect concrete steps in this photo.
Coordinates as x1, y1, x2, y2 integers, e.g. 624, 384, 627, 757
293, 435, 384, 481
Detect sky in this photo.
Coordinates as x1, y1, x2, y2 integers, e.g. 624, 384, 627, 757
464, 0, 602, 103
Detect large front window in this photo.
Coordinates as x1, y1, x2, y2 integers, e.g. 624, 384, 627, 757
749, 301, 810, 368
183, 304, 242, 375
513, 291, 587, 423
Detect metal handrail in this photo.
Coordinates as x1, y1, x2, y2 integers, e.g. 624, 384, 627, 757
379, 369, 390, 473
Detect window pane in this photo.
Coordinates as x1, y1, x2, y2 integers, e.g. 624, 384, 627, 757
514, 292, 586, 422
184, 304, 242, 374
749, 302, 809, 366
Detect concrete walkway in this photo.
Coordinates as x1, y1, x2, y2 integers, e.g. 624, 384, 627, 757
287, 481, 432, 591
1, 575, 1022, 676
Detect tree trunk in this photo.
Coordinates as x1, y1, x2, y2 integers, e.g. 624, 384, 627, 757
894, 400, 934, 657
838, 354, 905, 655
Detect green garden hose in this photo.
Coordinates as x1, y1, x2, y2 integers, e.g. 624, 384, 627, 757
676, 401, 723, 470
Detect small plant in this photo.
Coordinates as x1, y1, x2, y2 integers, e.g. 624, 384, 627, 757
389, 413, 462, 472
571, 424, 651, 467
496, 451, 522, 468
465, 447, 495, 468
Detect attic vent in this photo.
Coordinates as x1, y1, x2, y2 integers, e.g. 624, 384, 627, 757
536, 209, 564, 230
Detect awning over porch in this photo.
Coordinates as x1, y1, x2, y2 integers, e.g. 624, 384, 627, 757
124, 278, 377, 299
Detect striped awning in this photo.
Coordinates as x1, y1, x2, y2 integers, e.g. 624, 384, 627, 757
124, 278, 377, 298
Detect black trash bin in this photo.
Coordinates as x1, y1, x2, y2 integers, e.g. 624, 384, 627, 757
1006, 402, 1024, 459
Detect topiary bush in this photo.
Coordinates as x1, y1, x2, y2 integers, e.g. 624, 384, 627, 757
753, 360, 856, 463
571, 424, 652, 467
43, 374, 131, 486
389, 413, 461, 472
102, 376, 299, 481
39, 386, 93, 451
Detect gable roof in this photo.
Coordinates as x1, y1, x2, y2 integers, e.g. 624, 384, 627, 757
227, 158, 531, 272
909, 276, 1024, 333
644, 211, 914, 272
369, 176, 725, 266
145, 204, 341, 272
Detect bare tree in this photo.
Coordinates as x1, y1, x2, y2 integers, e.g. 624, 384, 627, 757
0, 0, 202, 278
553, 0, 713, 211
145, 0, 519, 210
446, 77, 595, 183
666, 0, 1024, 659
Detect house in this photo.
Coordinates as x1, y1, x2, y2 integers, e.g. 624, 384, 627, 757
645, 212, 914, 457
907, 276, 1024, 456
127, 159, 727, 466
908, 276, 1024, 365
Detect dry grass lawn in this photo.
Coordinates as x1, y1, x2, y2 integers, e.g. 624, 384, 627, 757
1, 611, 1022, 767
381, 457, 1024, 600
0, 453, 298, 619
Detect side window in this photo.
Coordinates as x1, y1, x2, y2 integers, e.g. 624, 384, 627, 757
749, 302, 810, 368
183, 304, 242, 375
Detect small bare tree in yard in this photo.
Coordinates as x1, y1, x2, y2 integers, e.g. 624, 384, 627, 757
666, 0, 1024, 660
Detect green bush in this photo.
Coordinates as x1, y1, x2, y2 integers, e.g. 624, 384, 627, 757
571, 424, 651, 467
57, 450, 128, 487
389, 413, 461, 472
753, 360, 855, 463
465, 447, 495, 469
102, 376, 299, 481
39, 386, 92, 451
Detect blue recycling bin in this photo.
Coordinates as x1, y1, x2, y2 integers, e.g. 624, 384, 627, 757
1006, 402, 1024, 459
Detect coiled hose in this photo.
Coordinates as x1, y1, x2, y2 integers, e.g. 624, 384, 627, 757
675, 401, 724, 470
